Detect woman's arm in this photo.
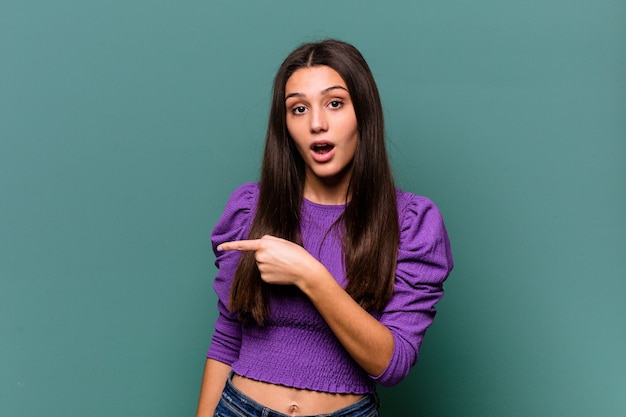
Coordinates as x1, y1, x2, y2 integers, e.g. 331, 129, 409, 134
218, 235, 394, 376
196, 359, 231, 417
298, 264, 394, 376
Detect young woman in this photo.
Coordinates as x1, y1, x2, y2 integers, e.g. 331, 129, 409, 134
196, 39, 453, 417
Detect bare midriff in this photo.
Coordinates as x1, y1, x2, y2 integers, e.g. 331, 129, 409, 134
231, 374, 365, 416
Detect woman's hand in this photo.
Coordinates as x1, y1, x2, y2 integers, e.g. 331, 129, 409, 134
218, 235, 322, 288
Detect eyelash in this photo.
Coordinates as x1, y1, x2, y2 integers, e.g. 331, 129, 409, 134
290, 100, 344, 115
329, 100, 343, 109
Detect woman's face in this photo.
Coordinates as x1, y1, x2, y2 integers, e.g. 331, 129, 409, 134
285, 65, 358, 198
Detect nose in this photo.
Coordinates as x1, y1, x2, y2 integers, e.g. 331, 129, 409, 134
309, 107, 328, 133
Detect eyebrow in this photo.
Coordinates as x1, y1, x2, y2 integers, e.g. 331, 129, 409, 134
285, 85, 349, 101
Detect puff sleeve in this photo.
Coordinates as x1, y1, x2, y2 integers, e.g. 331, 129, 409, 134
372, 192, 454, 386
206, 183, 259, 365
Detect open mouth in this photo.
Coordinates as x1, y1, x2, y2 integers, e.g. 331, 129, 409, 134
312, 143, 335, 154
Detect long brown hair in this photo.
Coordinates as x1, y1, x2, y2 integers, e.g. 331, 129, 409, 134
230, 39, 399, 324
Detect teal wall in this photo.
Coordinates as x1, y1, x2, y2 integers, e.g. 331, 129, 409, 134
1, 1, 624, 416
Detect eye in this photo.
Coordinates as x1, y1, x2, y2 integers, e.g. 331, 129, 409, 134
328, 100, 343, 109
291, 106, 307, 115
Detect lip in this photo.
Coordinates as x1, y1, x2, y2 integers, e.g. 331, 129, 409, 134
310, 141, 335, 163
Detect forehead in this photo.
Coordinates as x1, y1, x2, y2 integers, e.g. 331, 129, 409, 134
285, 65, 347, 95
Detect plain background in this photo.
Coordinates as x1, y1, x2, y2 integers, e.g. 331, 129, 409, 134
1, 1, 624, 416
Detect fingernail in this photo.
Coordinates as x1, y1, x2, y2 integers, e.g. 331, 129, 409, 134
217, 245, 223, 252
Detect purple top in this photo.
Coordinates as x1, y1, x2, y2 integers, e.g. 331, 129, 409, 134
207, 183, 453, 394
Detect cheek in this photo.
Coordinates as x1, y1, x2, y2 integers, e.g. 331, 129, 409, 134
286, 119, 304, 141
346, 121, 359, 144
286, 128, 308, 158
340, 113, 358, 140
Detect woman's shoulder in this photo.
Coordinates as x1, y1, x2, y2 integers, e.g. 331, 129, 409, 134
211, 182, 259, 242
394, 187, 450, 244
225, 182, 260, 208
228, 182, 259, 205
220, 181, 260, 220
395, 188, 439, 218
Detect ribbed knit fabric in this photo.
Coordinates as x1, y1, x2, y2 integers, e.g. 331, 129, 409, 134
207, 183, 453, 394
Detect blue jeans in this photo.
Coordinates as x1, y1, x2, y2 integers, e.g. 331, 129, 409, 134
214, 374, 380, 417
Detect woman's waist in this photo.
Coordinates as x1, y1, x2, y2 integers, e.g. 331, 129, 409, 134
231, 373, 366, 415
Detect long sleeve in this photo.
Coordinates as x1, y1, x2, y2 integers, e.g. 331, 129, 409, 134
206, 183, 259, 365
372, 192, 454, 387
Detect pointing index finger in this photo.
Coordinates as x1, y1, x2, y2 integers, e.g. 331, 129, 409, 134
217, 239, 262, 252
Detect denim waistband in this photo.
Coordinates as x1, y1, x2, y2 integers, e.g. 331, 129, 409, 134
217, 373, 379, 417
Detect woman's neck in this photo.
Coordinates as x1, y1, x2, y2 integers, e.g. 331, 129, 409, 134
303, 178, 351, 206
